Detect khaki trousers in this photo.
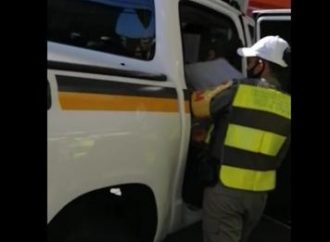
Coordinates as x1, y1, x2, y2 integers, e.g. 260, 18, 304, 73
203, 182, 267, 242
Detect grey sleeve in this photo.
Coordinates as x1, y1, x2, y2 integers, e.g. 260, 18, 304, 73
210, 86, 236, 118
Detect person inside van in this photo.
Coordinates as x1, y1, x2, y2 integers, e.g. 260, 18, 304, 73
134, 37, 155, 59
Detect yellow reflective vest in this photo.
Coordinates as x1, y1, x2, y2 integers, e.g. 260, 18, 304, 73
218, 81, 290, 191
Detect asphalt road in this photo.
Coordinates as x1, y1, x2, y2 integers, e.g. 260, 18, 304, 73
163, 216, 290, 242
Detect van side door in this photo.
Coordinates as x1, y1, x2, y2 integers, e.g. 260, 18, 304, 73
47, 0, 185, 229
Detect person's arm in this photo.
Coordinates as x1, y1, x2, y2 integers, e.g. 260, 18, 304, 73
191, 81, 234, 119
210, 84, 237, 118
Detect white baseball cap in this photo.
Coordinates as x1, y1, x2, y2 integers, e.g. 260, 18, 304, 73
237, 36, 289, 67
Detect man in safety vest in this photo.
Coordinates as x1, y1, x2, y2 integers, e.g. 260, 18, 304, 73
191, 36, 291, 242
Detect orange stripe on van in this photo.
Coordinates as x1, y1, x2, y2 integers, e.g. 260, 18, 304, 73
59, 92, 190, 113
184, 101, 190, 113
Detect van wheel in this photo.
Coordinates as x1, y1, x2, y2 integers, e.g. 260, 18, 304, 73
48, 184, 157, 242
49, 216, 139, 242
64, 222, 138, 242
48, 200, 139, 242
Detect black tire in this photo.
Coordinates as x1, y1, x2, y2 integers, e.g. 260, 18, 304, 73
49, 215, 139, 242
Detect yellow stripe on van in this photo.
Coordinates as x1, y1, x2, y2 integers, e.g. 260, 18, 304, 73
59, 92, 190, 113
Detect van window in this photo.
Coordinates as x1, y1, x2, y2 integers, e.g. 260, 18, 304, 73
179, 1, 243, 90
258, 20, 291, 46
48, 0, 156, 60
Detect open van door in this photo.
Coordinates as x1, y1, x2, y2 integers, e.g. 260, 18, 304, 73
254, 9, 291, 226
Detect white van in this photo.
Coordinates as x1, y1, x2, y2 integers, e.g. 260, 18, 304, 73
48, 0, 290, 241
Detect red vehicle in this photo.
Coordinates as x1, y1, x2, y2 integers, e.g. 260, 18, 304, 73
247, 0, 291, 15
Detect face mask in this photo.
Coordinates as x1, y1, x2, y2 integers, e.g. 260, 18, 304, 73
247, 60, 265, 78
